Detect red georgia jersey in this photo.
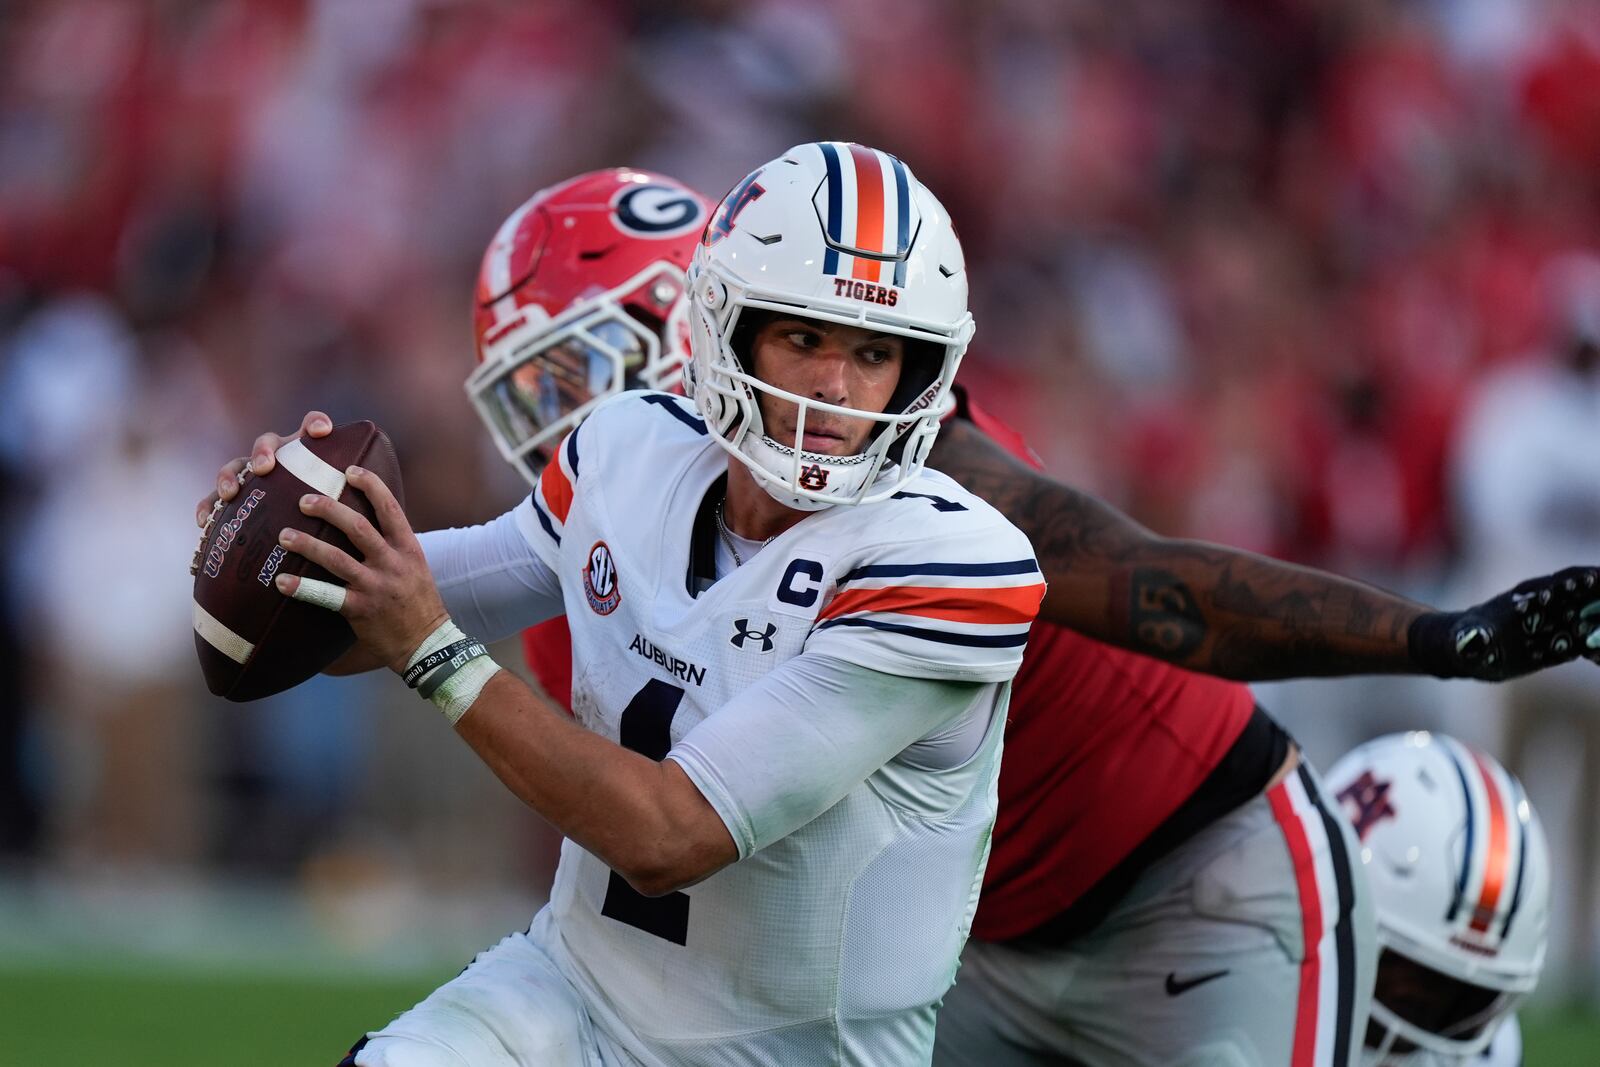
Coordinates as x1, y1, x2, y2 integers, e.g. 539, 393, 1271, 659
521, 616, 573, 714
955, 391, 1255, 941
518, 393, 1254, 941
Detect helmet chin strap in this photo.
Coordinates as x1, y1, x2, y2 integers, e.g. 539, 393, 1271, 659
742, 431, 881, 512
725, 374, 895, 510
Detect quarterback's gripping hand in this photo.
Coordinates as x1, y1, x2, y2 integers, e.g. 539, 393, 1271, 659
1410, 567, 1600, 681
273, 465, 449, 675
194, 411, 333, 528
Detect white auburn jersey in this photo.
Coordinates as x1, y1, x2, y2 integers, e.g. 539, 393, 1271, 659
519, 391, 1042, 1065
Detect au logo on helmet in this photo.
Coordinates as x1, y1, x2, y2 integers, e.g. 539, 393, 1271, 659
583, 541, 622, 615
1336, 771, 1397, 841
798, 464, 829, 491
705, 172, 766, 246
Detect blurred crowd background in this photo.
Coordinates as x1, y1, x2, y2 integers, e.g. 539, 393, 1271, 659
3, 0, 1600, 1006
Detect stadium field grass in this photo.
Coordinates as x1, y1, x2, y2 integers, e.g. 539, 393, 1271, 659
0, 962, 448, 1065
1520, 1009, 1600, 1063
2, 962, 1599, 1064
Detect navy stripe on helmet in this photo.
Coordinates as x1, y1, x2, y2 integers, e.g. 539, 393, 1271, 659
891, 155, 911, 287
1443, 741, 1477, 924
1501, 775, 1530, 941
819, 142, 844, 276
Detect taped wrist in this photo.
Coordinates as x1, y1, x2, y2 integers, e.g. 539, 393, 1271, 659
403, 619, 501, 725
404, 620, 466, 677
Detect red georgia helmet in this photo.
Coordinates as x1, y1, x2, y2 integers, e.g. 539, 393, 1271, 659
469, 168, 711, 483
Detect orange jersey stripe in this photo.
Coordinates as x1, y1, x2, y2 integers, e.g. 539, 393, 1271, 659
818, 582, 1044, 626
849, 144, 886, 281
1469, 750, 1510, 933
538, 438, 575, 523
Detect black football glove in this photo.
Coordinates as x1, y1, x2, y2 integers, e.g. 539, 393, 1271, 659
1409, 567, 1600, 681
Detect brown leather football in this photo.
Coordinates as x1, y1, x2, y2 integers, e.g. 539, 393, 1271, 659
192, 421, 404, 701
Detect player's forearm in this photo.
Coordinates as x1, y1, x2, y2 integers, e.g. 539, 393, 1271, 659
454, 672, 736, 894
929, 420, 1426, 679
1064, 540, 1427, 680
998, 483, 1428, 679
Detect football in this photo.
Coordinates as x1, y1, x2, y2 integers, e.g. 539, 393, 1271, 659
191, 421, 404, 701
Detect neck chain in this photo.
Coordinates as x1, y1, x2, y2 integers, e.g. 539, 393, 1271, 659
715, 499, 772, 567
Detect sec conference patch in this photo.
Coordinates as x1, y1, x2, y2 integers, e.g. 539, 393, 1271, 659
584, 541, 622, 615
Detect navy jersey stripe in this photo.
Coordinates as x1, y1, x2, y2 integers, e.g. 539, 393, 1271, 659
837, 559, 1040, 585
815, 616, 1029, 648
819, 142, 843, 276
337, 1035, 370, 1066
565, 420, 582, 477
891, 490, 967, 512
641, 393, 708, 435
531, 493, 561, 546
1299, 764, 1359, 1067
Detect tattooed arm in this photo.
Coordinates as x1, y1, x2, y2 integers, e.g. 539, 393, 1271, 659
928, 419, 1430, 681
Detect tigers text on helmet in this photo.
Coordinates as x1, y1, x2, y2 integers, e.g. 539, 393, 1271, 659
469, 168, 711, 485
1326, 732, 1549, 1064
684, 142, 975, 510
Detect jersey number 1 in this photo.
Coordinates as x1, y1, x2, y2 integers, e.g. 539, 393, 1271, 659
601, 678, 691, 944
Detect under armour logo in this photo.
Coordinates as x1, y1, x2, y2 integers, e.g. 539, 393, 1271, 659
730, 618, 777, 653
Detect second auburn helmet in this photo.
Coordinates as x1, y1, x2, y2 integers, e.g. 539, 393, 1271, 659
1325, 732, 1550, 1064
684, 142, 975, 511
469, 169, 712, 483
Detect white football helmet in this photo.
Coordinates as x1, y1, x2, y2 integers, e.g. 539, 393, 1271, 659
1325, 733, 1550, 1065
684, 141, 975, 510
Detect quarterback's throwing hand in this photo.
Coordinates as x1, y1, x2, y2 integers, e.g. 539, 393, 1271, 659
1410, 566, 1600, 681
274, 465, 448, 675
195, 410, 334, 528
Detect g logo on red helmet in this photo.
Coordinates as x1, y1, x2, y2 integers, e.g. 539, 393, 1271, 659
612, 184, 707, 239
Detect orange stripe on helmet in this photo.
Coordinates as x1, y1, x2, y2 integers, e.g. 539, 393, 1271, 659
1469, 749, 1510, 933
817, 582, 1045, 626
848, 144, 886, 282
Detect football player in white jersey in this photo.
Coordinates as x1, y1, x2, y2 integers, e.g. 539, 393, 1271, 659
1326, 734, 1550, 1067
208, 144, 1044, 1066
